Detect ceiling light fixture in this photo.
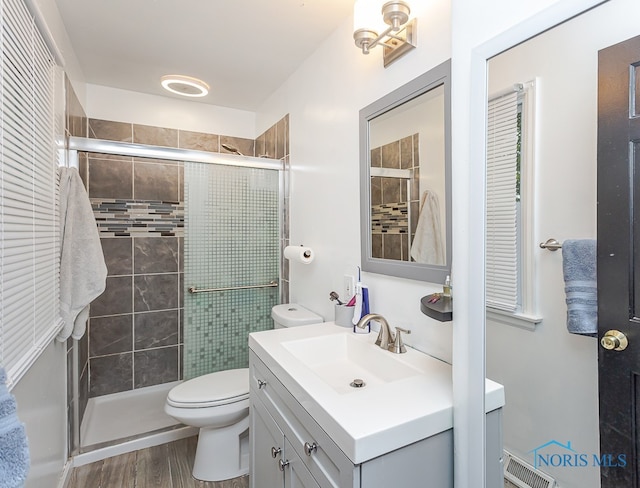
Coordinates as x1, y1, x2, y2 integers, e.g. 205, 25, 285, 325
160, 74, 209, 98
353, 0, 417, 67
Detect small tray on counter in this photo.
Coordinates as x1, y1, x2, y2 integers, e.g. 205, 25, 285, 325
420, 294, 452, 322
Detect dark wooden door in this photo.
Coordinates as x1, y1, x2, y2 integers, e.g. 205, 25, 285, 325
598, 33, 640, 488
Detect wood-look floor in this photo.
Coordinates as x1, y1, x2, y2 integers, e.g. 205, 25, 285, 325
68, 436, 249, 488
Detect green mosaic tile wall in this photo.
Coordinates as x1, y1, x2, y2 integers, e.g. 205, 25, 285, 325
183, 162, 280, 379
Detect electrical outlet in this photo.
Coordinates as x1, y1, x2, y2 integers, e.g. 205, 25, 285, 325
344, 274, 355, 300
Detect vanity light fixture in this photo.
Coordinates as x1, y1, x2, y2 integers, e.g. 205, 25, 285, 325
160, 74, 209, 98
353, 0, 417, 67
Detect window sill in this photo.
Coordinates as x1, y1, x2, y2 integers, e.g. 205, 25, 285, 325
486, 308, 542, 331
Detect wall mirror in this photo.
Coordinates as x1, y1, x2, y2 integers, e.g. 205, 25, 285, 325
359, 59, 451, 283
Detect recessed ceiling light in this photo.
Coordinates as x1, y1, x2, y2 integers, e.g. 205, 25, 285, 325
160, 75, 209, 98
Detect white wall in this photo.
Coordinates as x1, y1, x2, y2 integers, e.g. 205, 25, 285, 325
257, 0, 454, 363
487, 1, 640, 486
451, 0, 608, 485
12, 341, 67, 488
85, 84, 256, 137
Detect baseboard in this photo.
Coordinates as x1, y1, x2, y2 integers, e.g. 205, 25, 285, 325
72, 425, 198, 467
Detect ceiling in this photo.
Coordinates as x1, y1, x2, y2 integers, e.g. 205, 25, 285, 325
54, 0, 356, 111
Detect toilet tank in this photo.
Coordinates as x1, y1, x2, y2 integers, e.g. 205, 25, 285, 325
271, 304, 323, 329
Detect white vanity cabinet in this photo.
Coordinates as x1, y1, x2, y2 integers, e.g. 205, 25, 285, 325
250, 351, 493, 488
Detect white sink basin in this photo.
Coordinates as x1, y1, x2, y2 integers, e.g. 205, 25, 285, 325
249, 322, 505, 464
281, 333, 421, 394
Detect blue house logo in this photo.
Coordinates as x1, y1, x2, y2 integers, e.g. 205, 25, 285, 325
529, 440, 626, 469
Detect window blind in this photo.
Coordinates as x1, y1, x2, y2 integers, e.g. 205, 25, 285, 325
0, 0, 60, 387
486, 91, 519, 312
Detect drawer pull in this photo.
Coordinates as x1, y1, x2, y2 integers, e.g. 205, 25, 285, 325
271, 446, 281, 458
304, 441, 318, 456
278, 459, 290, 471
257, 379, 267, 389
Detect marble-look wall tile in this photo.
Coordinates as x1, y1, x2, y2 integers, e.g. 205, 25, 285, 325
134, 310, 178, 349
276, 117, 287, 160
263, 125, 276, 159
372, 235, 383, 260
179, 130, 219, 152
90, 276, 133, 317
371, 176, 382, 206
66, 78, 87, 138
383, 234, 403, 260
254, 133, 265, 160
133, 124, 178, 147
220, 135, 254, 157
400, 135, 413, 169
78, 152, 88, 190
134, 274, 179, 312
89, 119, 133, 142
134, 237, 178, 274
382, 177, 402, 204
381, 141, 400, 169
101, 237, 133, 276
79, 333, 89, 377
89, 353, 133, 396
134, 347, 179, 388
88, 157, 133, 199
370, 147, 382, 168
133, 162, 180, 202
89, 315, 133, 356
79, 367, 89, 424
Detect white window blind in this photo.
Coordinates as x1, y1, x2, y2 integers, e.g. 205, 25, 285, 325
0, 0, 60, 387
486, 91, 519, 312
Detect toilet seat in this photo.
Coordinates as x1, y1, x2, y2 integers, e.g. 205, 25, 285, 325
167, 368, 249, 408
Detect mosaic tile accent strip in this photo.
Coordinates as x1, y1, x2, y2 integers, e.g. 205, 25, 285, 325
371, 202, 409, 234
92, 199, 184, 237
183, 162, 280, 380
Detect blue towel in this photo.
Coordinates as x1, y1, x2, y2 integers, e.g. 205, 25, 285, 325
0, 368, 29, 488
562, 239, 597, 336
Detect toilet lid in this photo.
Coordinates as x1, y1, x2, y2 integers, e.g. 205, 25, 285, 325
167, 368, 249, 408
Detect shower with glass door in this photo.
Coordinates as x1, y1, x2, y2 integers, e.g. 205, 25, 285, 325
67, 135, 283, 455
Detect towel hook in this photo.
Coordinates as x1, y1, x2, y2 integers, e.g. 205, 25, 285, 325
539, 238, 562, 251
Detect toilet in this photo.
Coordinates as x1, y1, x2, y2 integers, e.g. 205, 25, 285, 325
164, 303, 323, 481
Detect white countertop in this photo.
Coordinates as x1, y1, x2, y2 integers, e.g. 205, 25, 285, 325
249, 322, 505, 464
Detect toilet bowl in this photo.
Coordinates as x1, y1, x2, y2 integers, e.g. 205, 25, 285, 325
165, 304, 323, 481
164, 368, 250, 481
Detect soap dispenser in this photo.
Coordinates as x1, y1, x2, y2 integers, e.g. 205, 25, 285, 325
443, 275, 452, 298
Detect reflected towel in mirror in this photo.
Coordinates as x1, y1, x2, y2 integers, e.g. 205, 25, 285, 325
410, 190, 444, 265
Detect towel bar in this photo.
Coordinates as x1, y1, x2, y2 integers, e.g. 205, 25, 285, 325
539, 238, 562, 251
188, 280, 279, 294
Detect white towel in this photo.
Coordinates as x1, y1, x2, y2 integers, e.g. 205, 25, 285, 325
410, 190, 445, 265
56, 167, 107, 342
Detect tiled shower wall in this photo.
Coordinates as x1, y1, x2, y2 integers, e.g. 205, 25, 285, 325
77, 114, 289, 399
255, 115, 290, 303
370, 133, 420, 261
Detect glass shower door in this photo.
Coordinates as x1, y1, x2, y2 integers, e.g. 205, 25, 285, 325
183, 162, 280, 380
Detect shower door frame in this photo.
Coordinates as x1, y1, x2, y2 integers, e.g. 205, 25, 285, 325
66, 136, 285, 455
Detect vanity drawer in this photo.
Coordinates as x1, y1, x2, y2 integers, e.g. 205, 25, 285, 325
250, 351, 357, 488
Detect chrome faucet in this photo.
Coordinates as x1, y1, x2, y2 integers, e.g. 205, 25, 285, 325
356, 313, 394, 349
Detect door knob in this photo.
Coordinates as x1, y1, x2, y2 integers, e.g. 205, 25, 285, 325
600, 330, 628, 351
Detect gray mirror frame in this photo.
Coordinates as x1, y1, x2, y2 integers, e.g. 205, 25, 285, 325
359, 59, 452, 283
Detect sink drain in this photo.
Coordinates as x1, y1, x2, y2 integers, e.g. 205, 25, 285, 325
350, 378, 365, 388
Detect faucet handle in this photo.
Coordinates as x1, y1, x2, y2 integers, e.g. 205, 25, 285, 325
388, 327, 411, 354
